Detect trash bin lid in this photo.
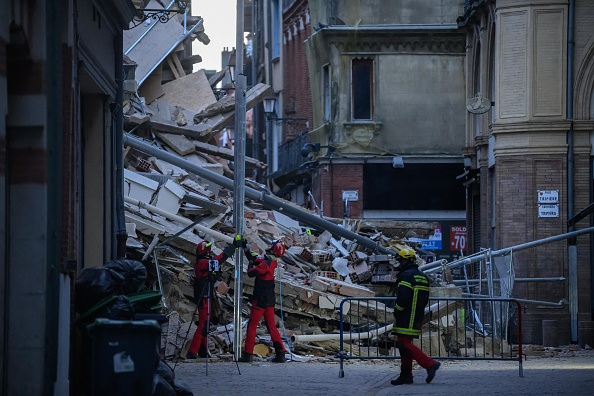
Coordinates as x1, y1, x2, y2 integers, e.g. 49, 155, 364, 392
87, 318, 162, 334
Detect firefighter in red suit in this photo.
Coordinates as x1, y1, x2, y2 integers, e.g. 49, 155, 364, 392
186, 240, 237, 359
238, 240, 288, 363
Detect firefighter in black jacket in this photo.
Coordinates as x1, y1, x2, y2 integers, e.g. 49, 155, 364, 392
391, 248, 441, 385
238, 240, 288, 363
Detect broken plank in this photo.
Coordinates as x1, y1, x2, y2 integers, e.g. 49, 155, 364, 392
208, 69, 227, 88
191, 83, 272, 140
156, 132, 196, 155
166, 55, 182, 79
171, 52, 186, 77
193, 140, 267, 169
317, 276, 376, 298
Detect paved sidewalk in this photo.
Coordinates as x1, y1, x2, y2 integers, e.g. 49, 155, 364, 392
171, 350, 594, 396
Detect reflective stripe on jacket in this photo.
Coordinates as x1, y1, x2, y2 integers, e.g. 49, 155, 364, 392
392, 263, 430, 338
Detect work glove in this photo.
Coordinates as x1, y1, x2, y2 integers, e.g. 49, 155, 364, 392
233, 234, 243, 249
245, 250, 257, 263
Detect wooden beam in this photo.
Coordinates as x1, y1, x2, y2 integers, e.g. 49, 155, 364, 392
166, 56, 182, 80
172, 52, 186, 77
193, 140, 267, 169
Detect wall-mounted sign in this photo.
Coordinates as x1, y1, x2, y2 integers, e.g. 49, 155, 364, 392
342, 190, 358, 201
450, 226, 467, 251
538, 190, 558, 203
538, 204, 559, 218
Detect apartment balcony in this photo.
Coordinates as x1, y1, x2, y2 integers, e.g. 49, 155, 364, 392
271, 131, 311, 183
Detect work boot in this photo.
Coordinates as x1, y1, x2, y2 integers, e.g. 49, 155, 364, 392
272, 341, 286, 363
426, 361, 441, 383
198, 344, 209, 358
185, 352, 199, 359
390, 376, 413, 386
238, 352, 253, 362
272, 351, 286, 363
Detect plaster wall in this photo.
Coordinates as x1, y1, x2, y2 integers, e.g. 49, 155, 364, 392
373, 54, 466, 155
309, 0, 463, 26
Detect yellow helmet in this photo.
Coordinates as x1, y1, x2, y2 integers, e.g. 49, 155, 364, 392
398, 248, 417, 261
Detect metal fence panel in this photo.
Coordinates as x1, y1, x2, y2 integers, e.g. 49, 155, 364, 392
337, 297, 523, 378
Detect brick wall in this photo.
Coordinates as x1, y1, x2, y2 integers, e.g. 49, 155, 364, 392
283, 1, 312, 142
317, 162, 363, 218
497, 155, 566, 291
496, 151, 592, 344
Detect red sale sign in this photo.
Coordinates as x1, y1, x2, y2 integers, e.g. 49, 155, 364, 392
450, 226, 467, 252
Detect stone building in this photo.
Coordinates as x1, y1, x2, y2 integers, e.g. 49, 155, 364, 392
301, 0, 468, 262
459, 0, 594, 344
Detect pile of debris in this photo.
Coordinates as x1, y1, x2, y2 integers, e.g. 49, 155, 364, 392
120, 126, 448, 361
119, 5, 446, 361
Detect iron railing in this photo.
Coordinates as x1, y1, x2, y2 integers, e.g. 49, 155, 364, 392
276, 131, 310, 175
336, 296, 523, 378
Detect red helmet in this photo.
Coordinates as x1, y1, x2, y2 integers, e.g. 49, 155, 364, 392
269, 240, 286, 257
196, 241, 212, 256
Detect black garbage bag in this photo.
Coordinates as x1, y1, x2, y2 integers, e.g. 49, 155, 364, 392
104, 259, 148, 294
153, 373, 176, 396
103, 295, 135, 320
74, 267, 125, 314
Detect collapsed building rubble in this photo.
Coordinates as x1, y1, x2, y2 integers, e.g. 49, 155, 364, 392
120, 128, 462, 361
115, 5, 479, 362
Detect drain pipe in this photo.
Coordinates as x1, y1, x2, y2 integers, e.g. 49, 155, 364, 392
115, 31, 127, 258
123, 134, 394, 255
291, 324, 394, 343
290, 300, 444, 343
566, 0, 577, 342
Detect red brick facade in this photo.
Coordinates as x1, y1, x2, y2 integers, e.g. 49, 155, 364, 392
313, 161, 364, 219
496, 147, 592, 343
283, 0, 312, 141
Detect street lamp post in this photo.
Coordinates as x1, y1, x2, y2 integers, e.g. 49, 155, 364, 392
263, 97, 308, 127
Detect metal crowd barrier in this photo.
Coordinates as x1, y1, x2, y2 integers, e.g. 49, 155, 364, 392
337, 297, 523, 378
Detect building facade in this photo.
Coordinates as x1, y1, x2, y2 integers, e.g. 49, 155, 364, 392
302, 0, 468, 261
459, 0, 594, 344
1, 0, 136, 393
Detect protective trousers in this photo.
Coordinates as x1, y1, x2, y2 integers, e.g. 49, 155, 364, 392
188, 297, 211, 355
244, 301, 286, 354
396, 334, 436, 379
